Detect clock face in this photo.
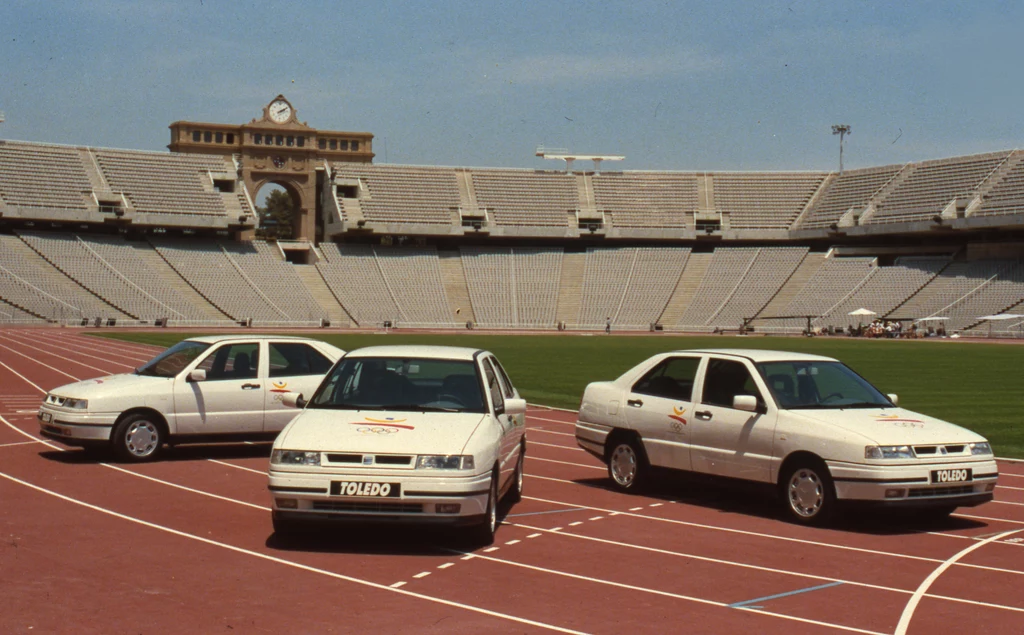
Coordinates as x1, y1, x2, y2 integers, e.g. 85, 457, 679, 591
269, 100, 291, 123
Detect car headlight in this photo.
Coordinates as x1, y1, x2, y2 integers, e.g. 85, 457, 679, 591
63, 397, 89, 410
865, 445, 914, 459
416, 455, 475, 470
970, 442, 993, 456
271, 450, 321, 466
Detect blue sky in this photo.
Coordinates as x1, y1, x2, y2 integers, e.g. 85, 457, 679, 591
1, 1, 1022, 171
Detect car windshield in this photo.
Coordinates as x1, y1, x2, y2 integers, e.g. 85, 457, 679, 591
136, 340, 211, 378
309, 357, 486, 413
756, 361, 893, 410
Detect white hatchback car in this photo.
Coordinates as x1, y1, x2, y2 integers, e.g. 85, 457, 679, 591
575, 349, 998, 524
38, 335, 344, 461
268, 345, 527, 544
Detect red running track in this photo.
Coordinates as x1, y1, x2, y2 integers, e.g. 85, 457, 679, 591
1, 327, 1023, 634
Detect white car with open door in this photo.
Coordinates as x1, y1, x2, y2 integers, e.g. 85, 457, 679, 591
575, 349, 998, 525
267, 345, 527, 545
38, 335, 344, 461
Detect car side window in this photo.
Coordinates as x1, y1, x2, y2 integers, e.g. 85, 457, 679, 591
701, 359, 763, 410
195, 343, 260, 381
489, 356, 515, 398
268, 343, 332, 378
482, 358, 505, 412
632, 357, 700, 401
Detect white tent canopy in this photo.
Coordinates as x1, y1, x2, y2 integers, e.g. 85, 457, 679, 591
848, 308, 877, 316
915, 316, 949, 321
977, 314, 1024, 321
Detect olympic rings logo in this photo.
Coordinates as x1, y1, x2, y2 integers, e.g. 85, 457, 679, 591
356, 426, 401, 434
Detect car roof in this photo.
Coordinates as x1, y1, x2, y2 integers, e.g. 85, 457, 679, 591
667, 348, 838, 363
344, 345, 485, 361
185, 334, 323, 344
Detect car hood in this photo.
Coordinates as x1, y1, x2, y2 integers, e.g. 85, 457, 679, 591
47, 373, 171, 400
786, 407, 986, 445
277, 409, 488, 455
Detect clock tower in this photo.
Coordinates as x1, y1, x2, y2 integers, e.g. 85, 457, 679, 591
168, 96, 374, 241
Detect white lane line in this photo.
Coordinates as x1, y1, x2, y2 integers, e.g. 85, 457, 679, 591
550, 527, 563, 532
527, 533, 542, 539
0, 333, 135, 370
568, 521, 584, 527
529, 440, 585, 452
527, 456, 603, 471
991, 500, 1024, 507
526, 428, 575, 438
0, 471, 588, 635
954, 513, 1024, 526
47, 335, 155, 363
895, 527, 1024, 634
507, 522, 1024, 615
208, 459, 265, 475
629, 507, 644, 511
460, 555, 475, 561
589, 516, 603, 521
521, 493, 1024, 577
650, 503, 663, 507
528, 416, 575, 427
0, 440, 43, 449
438, 563, 455, 570
505, 539, 521, 545
413, 571, 431, 579
998, 472, 1024, 479
0, 339, 106, 376
484, 547, 500, 553
459, 549, 885, 635
390, 581, 407, 588
999, 485, 1024, 491
926, 531, 1024, 548
0, 360, 48, 394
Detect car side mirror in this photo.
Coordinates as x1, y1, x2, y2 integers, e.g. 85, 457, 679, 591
188, 369, 207, 382
281, 392, 307, 409
733, 395, 758, 413
503, 398, 527, 416
887, 393, 899, 406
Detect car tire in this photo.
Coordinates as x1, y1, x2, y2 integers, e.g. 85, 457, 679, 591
780, 459, 836, 526
111, 413, 164, 462
606, 436, 648, 492
507, 444, 525, 504
468, 471, 499, 546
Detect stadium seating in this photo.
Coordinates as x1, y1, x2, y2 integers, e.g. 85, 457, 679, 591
330, 164, 460, 225
975, 151, 1024, 218
0, 141, 92, 211
577, 247, 689, 327
591, 172, 698, 228
757, 257, 878, 331
461, 247, 562, 327
471, 170, 577, 227
676, 248, 761, 329
714, 173, 825, 229
798, 164, 905, 229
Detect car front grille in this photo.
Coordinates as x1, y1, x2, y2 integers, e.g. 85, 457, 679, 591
912, 444, 968, 457
908, 485, 974, 498
325, 454, 413, 466
312, 500, 424, 514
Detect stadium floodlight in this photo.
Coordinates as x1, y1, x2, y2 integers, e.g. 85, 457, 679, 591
831, 124, 851, 173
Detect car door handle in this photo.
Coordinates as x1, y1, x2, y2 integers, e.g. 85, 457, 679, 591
241, 383, 261, 390
695, 410, 712, 420
627, 399, 644, 408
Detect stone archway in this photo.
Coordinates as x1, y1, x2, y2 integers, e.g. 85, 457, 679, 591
254, 181, 302, 239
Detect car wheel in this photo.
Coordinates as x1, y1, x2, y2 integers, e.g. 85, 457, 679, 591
111, 413, 164, 462
607, 437, 648, 492
468, 472, 499, 546
507, 444, 525, 504
780, 460, 836, 525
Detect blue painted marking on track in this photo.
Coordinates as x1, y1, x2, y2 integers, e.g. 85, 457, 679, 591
728, 581, 844, 609
505, 508, 586, 518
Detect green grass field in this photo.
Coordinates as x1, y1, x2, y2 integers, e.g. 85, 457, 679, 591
94, 332, 1024, 459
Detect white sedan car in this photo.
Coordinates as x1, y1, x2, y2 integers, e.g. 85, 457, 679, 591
575, 349, 998, 524
268, 345, 527, 544
38, 335, 344, 461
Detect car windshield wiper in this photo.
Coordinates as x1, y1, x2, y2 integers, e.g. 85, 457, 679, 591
388, 404, 460, 413
308, 403, 364, 410
838, 401, 892, 409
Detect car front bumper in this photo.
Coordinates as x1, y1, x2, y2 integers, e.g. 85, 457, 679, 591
37, 407, 117, 446
267, 468, 494, 524
827, 457, 998, 507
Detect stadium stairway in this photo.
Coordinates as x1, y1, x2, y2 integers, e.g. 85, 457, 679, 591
438, 250, 476, 325
658, 252, 712, 328
293, 265, 352, 326
755, 252, 827, 322
131, 244, 229, 322
555, 252, 586, 327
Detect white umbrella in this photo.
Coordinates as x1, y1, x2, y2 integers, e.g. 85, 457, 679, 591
848, 308, 877, 316
977, 314, 1024, 320
914, 316, 949, 321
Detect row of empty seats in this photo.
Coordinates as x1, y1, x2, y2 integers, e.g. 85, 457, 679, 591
577, 247, 689, 327
461, 247, 562, 326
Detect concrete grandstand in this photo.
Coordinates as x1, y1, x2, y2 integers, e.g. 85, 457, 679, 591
2, 98, 1024, 336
